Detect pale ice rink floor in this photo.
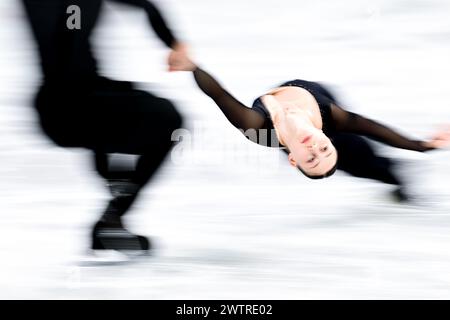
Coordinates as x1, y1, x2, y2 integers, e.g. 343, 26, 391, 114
1, 0, 450, 299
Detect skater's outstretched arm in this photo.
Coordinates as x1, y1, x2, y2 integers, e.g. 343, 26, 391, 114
167, 45, 265, 130
330, 104, 434, 152
168, 49, 267, 130
192, 67, 266, 131
109, 0, 177, 48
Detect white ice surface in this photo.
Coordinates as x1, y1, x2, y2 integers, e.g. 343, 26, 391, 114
0, 0, 450, 299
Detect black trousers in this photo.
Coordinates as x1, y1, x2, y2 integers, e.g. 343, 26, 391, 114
35, 78, 183, 214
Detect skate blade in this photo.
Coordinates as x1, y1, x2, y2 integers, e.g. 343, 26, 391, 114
78, 250, 132, 266
78, 249, 152, 266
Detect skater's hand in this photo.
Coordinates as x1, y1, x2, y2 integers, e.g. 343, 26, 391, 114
168, 43, 196, 72
424, 126, 450, 149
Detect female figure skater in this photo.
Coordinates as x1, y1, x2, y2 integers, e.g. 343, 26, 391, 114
168, 52, 450, 201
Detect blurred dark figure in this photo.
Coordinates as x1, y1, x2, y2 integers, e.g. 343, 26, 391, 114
22, 0, 186, 252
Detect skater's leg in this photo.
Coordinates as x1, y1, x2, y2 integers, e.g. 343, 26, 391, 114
87, 89, 183, 250
133, 141, 174, 186
333, 133, 403, 186
92, 90, 182, 213
92, 138, 174, 221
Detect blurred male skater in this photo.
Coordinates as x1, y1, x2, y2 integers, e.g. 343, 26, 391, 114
22, 0, 186, 251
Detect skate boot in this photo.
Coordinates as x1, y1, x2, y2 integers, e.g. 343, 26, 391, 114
91, 179, 150, 252
91, 218, 150, 251
390, 186, 411, 203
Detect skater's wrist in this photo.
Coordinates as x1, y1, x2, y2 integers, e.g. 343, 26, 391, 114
171, 41, 187, 52
420, 140, 436, 152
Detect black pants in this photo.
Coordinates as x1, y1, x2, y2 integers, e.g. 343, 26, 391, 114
35, 78, 183, 215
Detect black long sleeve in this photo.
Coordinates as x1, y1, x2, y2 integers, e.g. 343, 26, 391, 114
108, 0, 177, 48
192, 68, 265, 131
330, 104, 432, 152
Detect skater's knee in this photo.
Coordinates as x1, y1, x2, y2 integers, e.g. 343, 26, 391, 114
163, 100, 183, 130
145, 97, 183, 130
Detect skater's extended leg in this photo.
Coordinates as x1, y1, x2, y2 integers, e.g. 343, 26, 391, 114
332, 133, 409, 201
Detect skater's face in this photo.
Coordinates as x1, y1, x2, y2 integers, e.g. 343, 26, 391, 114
287, 129, 337, 177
